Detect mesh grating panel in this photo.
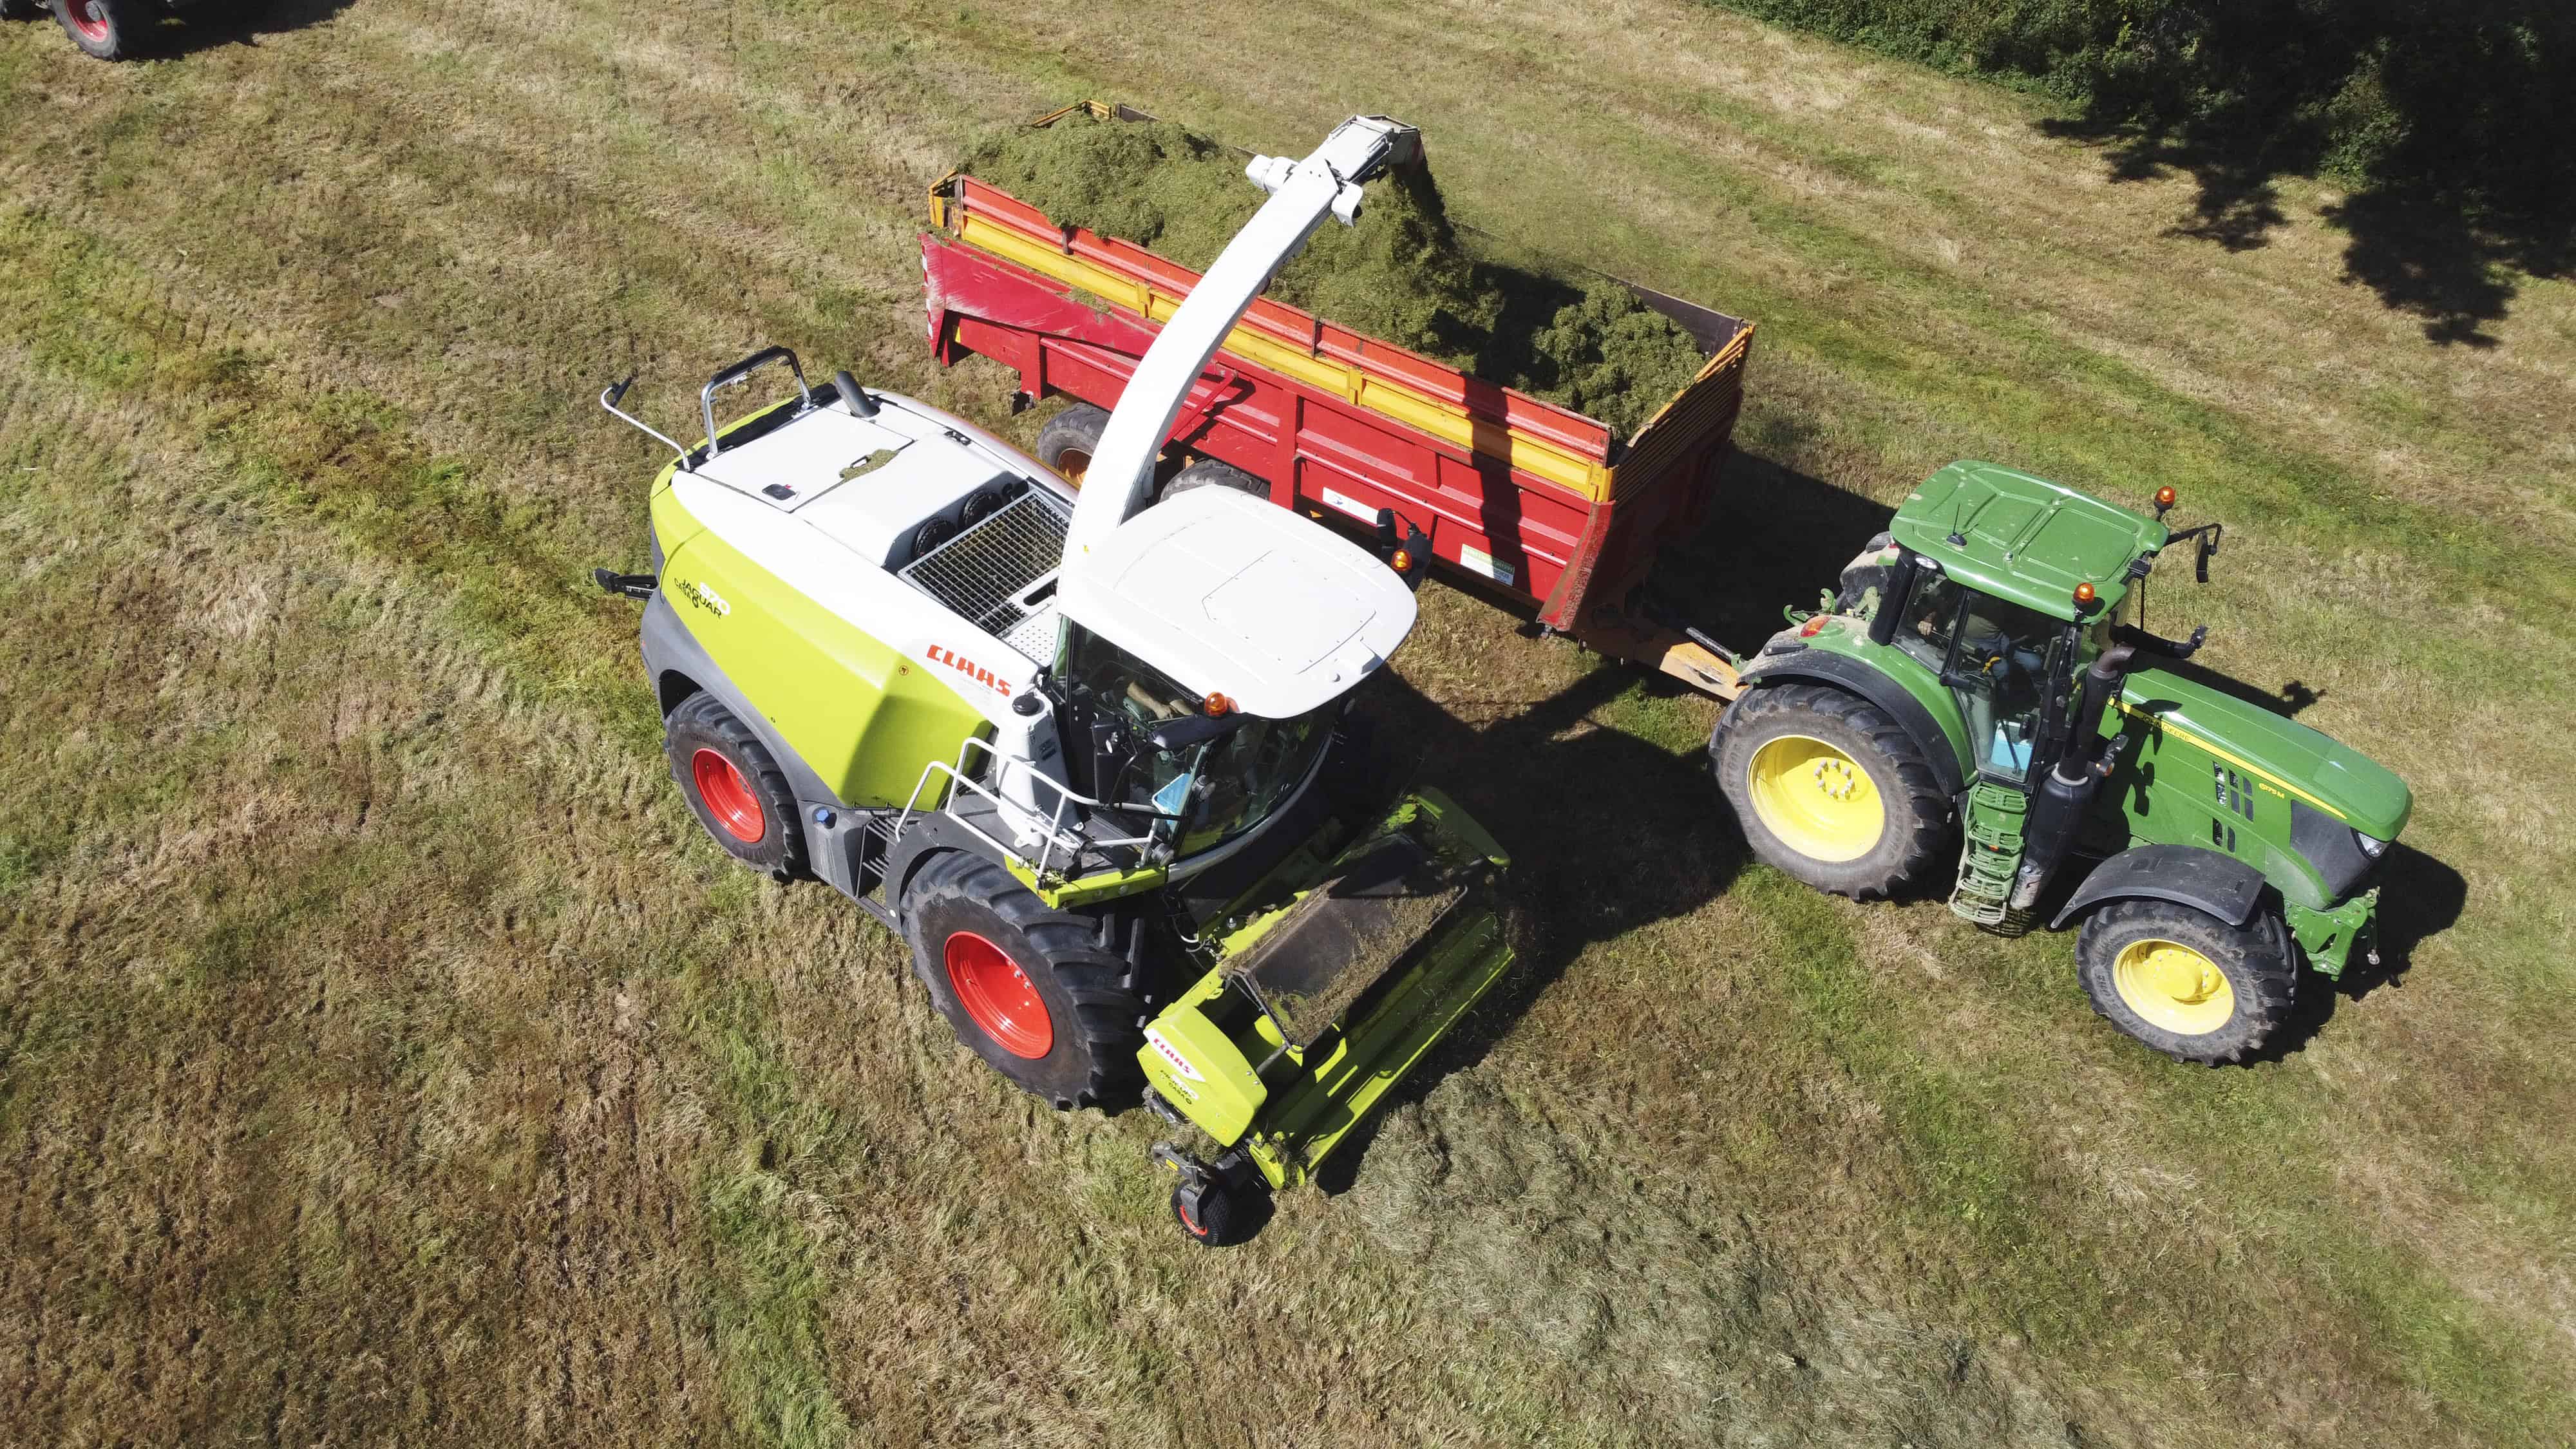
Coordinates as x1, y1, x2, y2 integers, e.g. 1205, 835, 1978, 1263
899, 488, 1070, 658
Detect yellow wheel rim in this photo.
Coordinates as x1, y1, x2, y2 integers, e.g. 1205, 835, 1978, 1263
1745, 734, 1885, 863
2112, 938, 2237, 1036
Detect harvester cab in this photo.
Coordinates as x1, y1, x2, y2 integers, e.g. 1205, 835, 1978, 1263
596, 115, 1517, 1243
1714, 461, 2410, 1065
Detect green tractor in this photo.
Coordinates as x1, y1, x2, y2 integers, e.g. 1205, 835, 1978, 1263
596, 116, 1517, 1241
1712, 462, 2410, 1063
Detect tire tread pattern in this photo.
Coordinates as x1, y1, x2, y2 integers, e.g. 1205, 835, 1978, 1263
1712, 682, 1950, 900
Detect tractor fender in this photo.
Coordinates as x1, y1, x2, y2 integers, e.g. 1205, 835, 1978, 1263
1735, 650, 1967, 800
2050, 843, 2269, 931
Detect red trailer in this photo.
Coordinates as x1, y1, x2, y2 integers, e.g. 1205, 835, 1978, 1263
920, 102, 1756, 696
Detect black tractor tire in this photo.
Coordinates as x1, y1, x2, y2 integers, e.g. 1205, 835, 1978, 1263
1171, 1176, 1245, 1247
1711, 682, 1949, 900
901, 852, 1146, 1110
50, 0, 147, 59
2076, 898, 2297, 1065
1164, 458, 1268, 501
663, 691, 808, 880
1033, 403, 1110, 490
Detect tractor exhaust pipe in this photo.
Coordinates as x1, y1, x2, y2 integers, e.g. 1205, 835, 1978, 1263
2007, 643, 2141, 911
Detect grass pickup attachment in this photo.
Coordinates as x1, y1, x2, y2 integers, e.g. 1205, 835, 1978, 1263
1141, 791, 1513, 1241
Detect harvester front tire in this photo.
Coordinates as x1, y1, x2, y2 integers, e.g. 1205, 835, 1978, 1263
1164, 459, 1267, 501
902, 853, 1145, 1110
1712, 682, 1947, 900
50, 0, 146, 59
1034, 403, 1110, 491
2076, 898, 2295, 1065
663, 692, 808, 880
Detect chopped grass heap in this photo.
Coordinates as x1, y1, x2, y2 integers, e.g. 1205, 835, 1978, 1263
963, 113, 1709, 440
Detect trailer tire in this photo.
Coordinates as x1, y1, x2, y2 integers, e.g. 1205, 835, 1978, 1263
50, 0, 146, 59
2076, 898, 2296, 1065
1165, 459, 1267, 501
1712, 682, 1947, 900
902, 852, 1146, 1110
663, 691, 809, 880
1034, 403, 1110, 491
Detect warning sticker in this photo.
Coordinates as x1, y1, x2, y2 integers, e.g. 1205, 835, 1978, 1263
1457, 544, 1517, 587
1317, 484, 1377, 521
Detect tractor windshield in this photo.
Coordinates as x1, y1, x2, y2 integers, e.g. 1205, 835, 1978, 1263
1057, 626, 1336, 854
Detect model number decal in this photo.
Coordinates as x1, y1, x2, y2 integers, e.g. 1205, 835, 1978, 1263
925, 643, 1013, 697
676, 578, 731, 617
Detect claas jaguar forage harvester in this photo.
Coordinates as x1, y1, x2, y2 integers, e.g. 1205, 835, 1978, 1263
594, 115, 1515, 1242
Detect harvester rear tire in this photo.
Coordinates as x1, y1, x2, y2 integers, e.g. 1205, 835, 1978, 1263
663, 692, 808, 880
49, 0, 146, 59
1164, 459, 1267, 501
902, 853, 1146, 1110
2076, 898, 2296, 1065
1034, 403, 1110, 491
1712, 682, 1947, 900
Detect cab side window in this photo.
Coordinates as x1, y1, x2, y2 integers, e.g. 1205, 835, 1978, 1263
1892, 569, 1962, 674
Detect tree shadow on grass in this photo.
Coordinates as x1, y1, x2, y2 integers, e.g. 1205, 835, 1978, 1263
2031, 6, 2573, 347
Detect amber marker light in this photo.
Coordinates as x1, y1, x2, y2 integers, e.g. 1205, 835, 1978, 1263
2074, 582, 2098, 607
2155, 486, 2177, 507
1390, 548, 1414, 572
1202, 692, 1235, 717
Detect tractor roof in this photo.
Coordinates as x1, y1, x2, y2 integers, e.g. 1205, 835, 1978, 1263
1057, 487, 1416, 719
1890, 462, 2169, 621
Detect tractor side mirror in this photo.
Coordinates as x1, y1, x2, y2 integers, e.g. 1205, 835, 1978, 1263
2195, 525, 2222, 583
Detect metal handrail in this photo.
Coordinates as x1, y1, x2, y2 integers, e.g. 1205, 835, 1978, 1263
895, 736, 1157, 882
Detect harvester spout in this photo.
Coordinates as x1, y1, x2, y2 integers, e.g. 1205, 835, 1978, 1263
1061, 114, 1420, 564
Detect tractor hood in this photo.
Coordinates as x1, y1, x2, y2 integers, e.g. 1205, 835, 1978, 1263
2119, 667, 2412, 839
1057, 486, 1416, 719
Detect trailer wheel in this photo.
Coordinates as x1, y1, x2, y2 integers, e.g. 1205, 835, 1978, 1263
663, 692, 808, 880
2076, 898, 2295, 1065
901, 853, 1146, 1110
1164, 459, 1267, 501
1712, 682, 1947, 900
50, 0, 146, 59
1034, 403, 1110, 490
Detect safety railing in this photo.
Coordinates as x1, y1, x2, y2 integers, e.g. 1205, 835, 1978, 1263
895, 734, 1160, 883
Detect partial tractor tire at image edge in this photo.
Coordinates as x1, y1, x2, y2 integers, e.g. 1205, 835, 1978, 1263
1713, 682, 1948, 900
2076, 896, 2297, 1065
1033, 402, 1110, 490
48, 0, 146, 59
901, 851, 1147, 1110
662, 690, 809, 880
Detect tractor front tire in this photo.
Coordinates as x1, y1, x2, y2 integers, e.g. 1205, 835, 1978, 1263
663, 692, 808, 880
1712, 682, 1947, 900
2076, 898, 2296, 1065
1164, 458, 1267, 501
902, 853, 1146, 1110
50, 0, 146, 59
1034, 403, 1110, 491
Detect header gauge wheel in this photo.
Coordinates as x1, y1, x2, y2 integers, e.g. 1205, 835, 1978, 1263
1712, 683, 1947, 900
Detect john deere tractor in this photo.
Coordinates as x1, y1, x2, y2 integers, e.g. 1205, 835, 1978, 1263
1712, 462, 2410, 1063
596, 117, 1515, 1242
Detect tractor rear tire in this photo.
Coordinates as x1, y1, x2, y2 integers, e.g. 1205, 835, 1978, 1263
2076, 898, 2295, 1065
1034, 403, 1110, 491
1164, 459, 1267, 501
663, 692, 808, 880
901, 852, 1146, 1110
50, 0, 146, 59
1712, 682, 1948, 900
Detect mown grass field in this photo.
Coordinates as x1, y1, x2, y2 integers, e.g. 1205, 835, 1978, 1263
4, 1, 2571, 1443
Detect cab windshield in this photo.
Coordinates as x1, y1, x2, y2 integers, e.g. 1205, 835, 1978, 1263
1057, 625, 1336, 853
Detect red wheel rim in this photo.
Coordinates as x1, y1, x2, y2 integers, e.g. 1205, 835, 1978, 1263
690, 748, 766, 844
68, 0, 109, 41
945, 932, 1053, 1059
